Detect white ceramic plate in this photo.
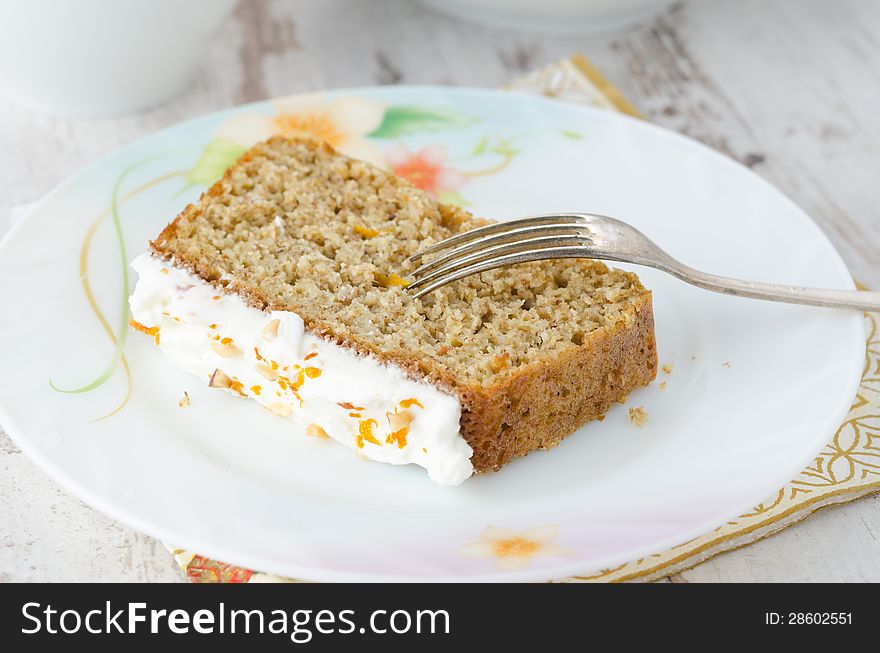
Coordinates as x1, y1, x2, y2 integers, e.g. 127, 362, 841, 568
0, 87, 864, 581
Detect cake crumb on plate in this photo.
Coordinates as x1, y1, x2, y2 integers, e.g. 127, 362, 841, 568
178, 391, 190, 408
629, 406, 647, 427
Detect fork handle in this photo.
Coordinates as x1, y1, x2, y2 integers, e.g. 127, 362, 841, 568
666, 263, 880, 312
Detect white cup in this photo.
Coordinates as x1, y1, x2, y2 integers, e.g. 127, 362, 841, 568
0, 0, 238, 117
418, 0, 676, 33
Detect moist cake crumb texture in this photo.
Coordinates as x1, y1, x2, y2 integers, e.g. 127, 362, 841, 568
149, 135, 657, 472
153, 135, 648, 388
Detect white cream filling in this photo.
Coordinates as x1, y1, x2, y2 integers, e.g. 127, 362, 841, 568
128, 253, 473, 486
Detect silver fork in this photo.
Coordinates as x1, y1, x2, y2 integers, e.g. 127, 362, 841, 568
405, 213, 880, 311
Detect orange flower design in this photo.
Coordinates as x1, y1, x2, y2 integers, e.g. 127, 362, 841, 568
214, 95, 386, 166
461, 525, 571, 570
385, 144, 466, 198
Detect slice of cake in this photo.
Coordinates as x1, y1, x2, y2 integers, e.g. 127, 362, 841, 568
129, 135, 657, 485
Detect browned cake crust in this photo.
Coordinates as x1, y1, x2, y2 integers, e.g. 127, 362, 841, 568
457, 296, 655, 471
149, 135, 657, 474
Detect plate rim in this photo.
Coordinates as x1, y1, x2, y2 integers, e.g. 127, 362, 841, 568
0, 84, 866, 582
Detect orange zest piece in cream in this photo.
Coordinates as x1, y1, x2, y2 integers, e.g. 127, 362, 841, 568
129, 318, 160, 345
399, 398, 424, 409
356, 419, 380, 448
276, 368, 307, 406
250, 385, 262, 395
305, 367, 321, 379
386, 426, 409, 449
304, 352, 318, 360
337, 401, 366, 411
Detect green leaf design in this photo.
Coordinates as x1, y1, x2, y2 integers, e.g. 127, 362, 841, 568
186, 139, 247, 186
368, 106, 476, 139
470, 135, 489, 156
49, 156, 158, 395
559, 129, 584, 140
491, 138, 520, 157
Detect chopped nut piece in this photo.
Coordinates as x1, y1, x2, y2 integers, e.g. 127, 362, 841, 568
261, 318, 280, 339
307, 423, 330, 439
267, 402, 292, 417
208, 368, 233, 389
178, 391, 190, 408
255, 363, 279, 381
661, 363, 673, 375
211, 340, 243, 357
629, 406, 648, 427
386, 409, 414, 433
658, 381, 667, 390
385, 408, 413, 448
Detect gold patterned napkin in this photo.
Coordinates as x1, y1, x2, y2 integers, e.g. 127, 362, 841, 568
168, 54, 880, 583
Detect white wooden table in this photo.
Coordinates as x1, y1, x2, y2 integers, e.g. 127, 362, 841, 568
2, 0, 879, 582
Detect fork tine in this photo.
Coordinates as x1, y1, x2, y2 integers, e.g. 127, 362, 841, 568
406, 233, 592, 290
407, 213, 587, 263
408, 223, 592, 279
410, 245, 591, 299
